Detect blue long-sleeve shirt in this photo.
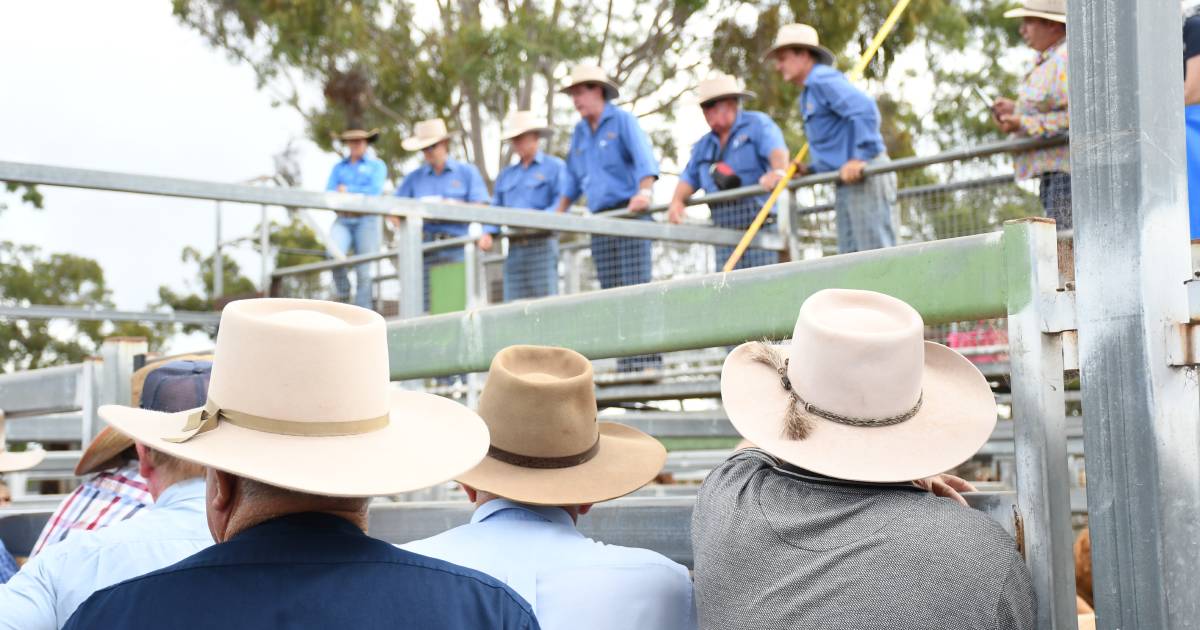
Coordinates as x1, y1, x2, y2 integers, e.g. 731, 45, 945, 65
561, 102, 660, 212
493, 151, 566, 213
395, 158, 494, 237
680, 110, 787, 210
325, 154, 387, 194
799, 64, 887, 173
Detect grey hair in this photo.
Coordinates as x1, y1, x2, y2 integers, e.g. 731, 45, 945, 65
745, 341, 814, 440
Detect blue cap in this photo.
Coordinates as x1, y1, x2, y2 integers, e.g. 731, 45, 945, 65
139, 360, 212, 413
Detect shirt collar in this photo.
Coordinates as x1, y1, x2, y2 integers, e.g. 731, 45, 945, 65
470, 498, 576, 528
154, 476, 206, 508
230, 511, 366, 542
708, 110, 748, 145
423, 159, 458, 176
599, 101, 618, 124
1037, 37, 1067, 64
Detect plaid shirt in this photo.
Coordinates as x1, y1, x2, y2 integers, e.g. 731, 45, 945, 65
30, 461, 151, 557
1013, 38, 1071, 180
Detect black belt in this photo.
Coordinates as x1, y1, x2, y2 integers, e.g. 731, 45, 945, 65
508, 233, 552, 245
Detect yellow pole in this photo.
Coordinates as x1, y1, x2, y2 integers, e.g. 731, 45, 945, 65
721, 0, 914, 272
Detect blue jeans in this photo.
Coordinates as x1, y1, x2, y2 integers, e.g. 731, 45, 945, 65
503, 237, 559, 301
590, 213, 660, 371
834, 155, 897, 254
712, 197, 780, 270
1038, 172, 1072, 230
329, 215, 381, 309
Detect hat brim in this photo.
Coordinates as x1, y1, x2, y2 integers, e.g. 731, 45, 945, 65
720, 341, 996, 483
700, 90, 758, 107
338, 129, 381, 144
501, 126, 552, 142
401, 133, 454, 152
98, 390, 489, 498
558, 81, 620, 102
456, 422, 666, 505
75, 426, 134, 476
1003, 8, 1066, 22
0, 448, 45, 473
760, 43, 836, 66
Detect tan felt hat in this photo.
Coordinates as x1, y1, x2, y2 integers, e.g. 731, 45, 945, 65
501, 110, 552, 141
720, 289, 996, 483
761, 23, 836, 66
696, 72, 757, 106
1004, 0, 1066, 23
559, 65, 621, 101
402, 118, 455, 152
457, 345, 666, 506
98, 298, 490, 498
337, 128, 381, 143
0, 410, 46, 473
75, 353, 214, 476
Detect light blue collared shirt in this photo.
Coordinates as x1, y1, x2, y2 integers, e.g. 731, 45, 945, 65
395, 158, 493, 237
0, 478, 212, 630
325, 153, 388, 195
799, 64, 887, 173
562, 102, 660, 212
680, 110, 788, 212
493, 151, 566, 213
402, 498, 696, 630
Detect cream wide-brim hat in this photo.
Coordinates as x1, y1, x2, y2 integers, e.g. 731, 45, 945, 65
501, 111, 552, 142
559, 64, 621, 101
696, 72, 757, 106
1003, 0, 1066, 22
761, 23, 836, 66
0, 411, 45, 473
456, 345, 666, 505
402, 118, 455, 152
720, 289, 996, 483
337, 128, 381, 143
98, 299, 489, 498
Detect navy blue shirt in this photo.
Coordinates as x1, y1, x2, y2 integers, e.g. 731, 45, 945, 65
799, 64, 887, 173
493, 151, 566, 212
396, 158, 493, 237
63, 512, 538, 630
562, 102, 660, 212
680, 110, 787, 208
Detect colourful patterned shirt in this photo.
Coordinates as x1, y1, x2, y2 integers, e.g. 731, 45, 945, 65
1013, 38, 1070, 180
30, 461, 151, 557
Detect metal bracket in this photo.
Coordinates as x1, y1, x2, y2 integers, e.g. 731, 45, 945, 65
1040, 290, 1077, 334
1166, 322, 1200, 367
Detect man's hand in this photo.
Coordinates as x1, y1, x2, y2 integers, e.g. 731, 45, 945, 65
759, 169, 784, 191
991, 97, 1016, 119
667, 200, 687, 224
628, 192, 652, 213
387, 216, 402, 229
477, 233, 494, 251
838, 159, 867, 184
913, 474, 977, 507
337, 184, 348, 193
997, 113, 1022, 135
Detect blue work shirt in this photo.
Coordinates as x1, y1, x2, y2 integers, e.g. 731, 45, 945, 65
680, 110, 788, 208
63, 512, 538, 630
493, 151, 566, 213
562, 102, 660, 212
403, 499, 697, 630
325, 154, 387, 195
799, 64, 887, 173
0, 478, 212, 630
396, 158, 493, 237
0, 540, 17, 584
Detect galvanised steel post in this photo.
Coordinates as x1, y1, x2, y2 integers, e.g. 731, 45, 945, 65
1068, 1, 1200, 627
396, 215, 424, 319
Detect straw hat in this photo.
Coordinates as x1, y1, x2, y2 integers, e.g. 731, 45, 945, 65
0, 410, 46, 473
501, 111, 552, 142
696, 72, 757, 106
761, 23, 836, 65
75, 354, 213, 476
337, 128, 380, 143
98, 299, 489, 498
402, 118, 455, 152
559, 65, 621, 101
457, 345, 667, 506
1004, 0, 1066, 23
720, 289, 996, 482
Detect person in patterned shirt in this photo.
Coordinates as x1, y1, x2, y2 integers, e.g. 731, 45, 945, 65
991, 0, 1070, 229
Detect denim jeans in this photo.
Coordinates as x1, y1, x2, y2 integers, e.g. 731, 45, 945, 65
711, 197, 780, 270
1038, 171, 1073, 231
834, 155, 897, 254
503, 237, 559, 301
329, 215, 381, 309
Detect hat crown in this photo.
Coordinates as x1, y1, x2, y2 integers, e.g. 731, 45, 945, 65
786, 289, 925, 420
1020, 0, 1065, 13
696, 72, 751, 105
774, 23, 823, 50
502, 110, 550, 140
205, 299, 391, 427
477, 345, 599, 459
567, 64, 610, 85
412, 118, 449, 141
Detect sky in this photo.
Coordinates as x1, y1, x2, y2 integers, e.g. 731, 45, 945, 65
0, 1, 1014, 354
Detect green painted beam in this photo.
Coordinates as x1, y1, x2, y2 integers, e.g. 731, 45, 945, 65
388, 225, 1031, 379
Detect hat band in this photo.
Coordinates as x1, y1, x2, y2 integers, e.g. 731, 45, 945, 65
487, 435, 601, 469
163, 399, 390, 444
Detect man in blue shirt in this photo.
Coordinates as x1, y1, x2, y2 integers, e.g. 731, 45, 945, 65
63, 299, 536, 630
556, 65, 662, 372
404, 345, 695, 630
325, 127, 388, 309
394, 118, 494, 313
0, 414, 45, 583
668, 73, 790, 269
494, 111, 566, 301
766, 24, 898, 253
